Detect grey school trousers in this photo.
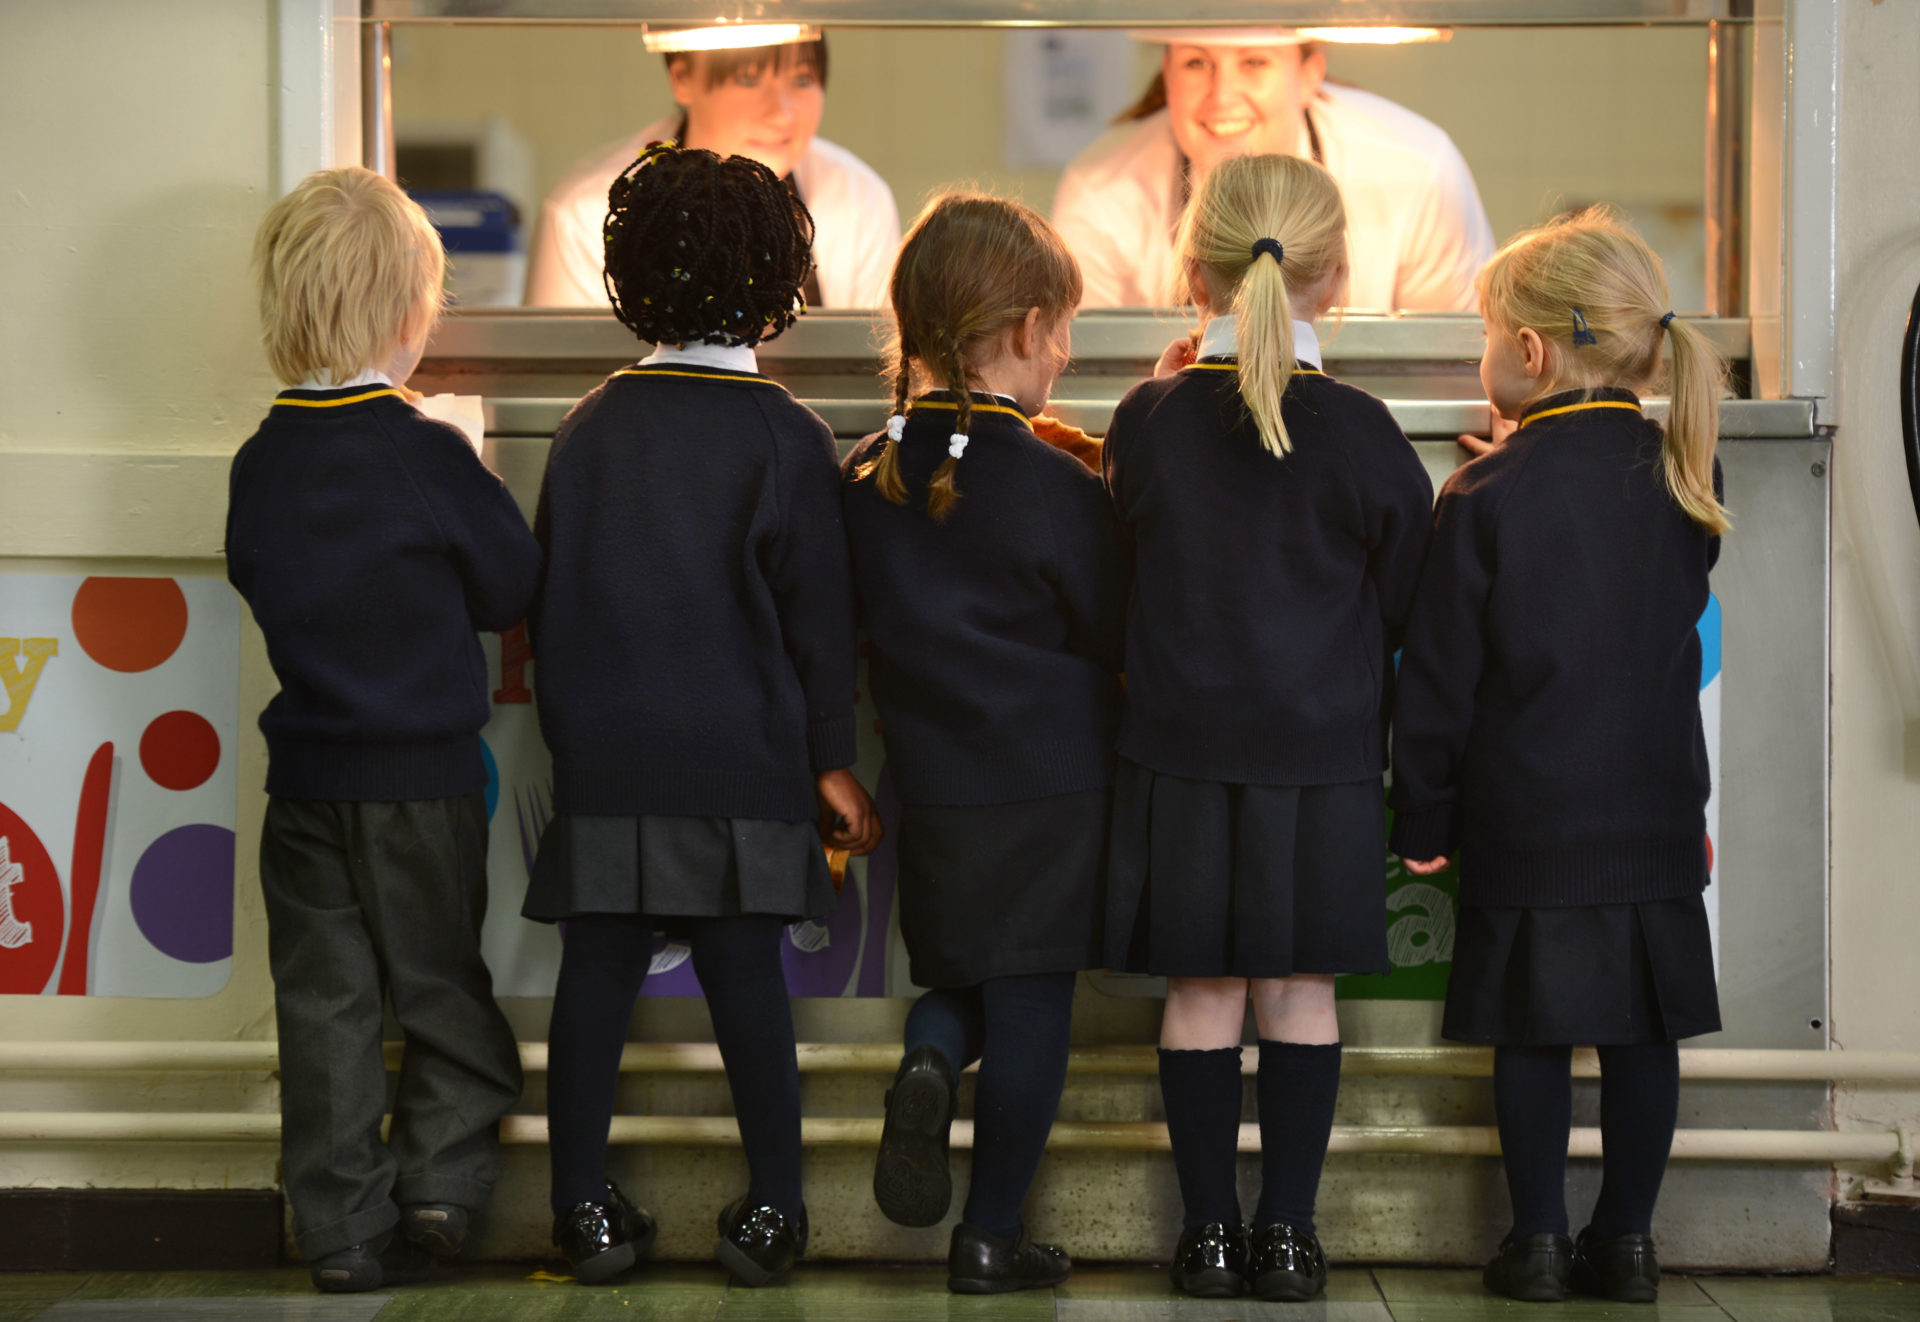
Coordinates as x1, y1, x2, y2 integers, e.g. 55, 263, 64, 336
260, 794, 524, 1260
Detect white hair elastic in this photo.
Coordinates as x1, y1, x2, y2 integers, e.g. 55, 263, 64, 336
886, 414, 906, 442
948, 433, 969, 459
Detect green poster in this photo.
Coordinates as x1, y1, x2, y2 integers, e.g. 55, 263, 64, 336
1337, 799, 1458, 1001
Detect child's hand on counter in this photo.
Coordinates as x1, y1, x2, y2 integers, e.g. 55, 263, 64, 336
1457, 411, 1518, 459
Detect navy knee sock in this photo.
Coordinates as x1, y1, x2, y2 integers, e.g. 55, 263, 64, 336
1252, 1040, 1342, 1234
1158, 1046, 1246, 1230
961, 972, 1077, 1238
1493, 1044, 1574, 1237
547, 915, 653, 1218
692, 915, 805, 1222
903, 986, 985, 1078
1590, 1043, 1681, 1237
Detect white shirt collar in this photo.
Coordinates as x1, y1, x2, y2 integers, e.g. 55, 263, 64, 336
293, 367, 392, 390
1195, 314, 1322, 369
641, 340, 760, 373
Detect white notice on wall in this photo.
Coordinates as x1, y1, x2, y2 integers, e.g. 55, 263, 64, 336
1001, 31, 1140, 170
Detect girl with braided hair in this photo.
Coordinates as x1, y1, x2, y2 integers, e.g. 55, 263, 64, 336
841, 193, 1126, 1294
525, 143, 879, 1290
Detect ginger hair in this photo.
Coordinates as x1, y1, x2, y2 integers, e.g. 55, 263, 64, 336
855, 192, 1081, 520
253, 167, 445, 386
1175, 152, 1346, 459
1479, 207, 1731, 535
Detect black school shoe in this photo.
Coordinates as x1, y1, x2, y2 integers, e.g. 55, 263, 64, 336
400, 1202, 469, 1259
1169, 1222, 1249, 1298
873, 1044, 957, 1227
1571, 1226, 1661, 1302
947, 1221, 1072, 1294
309, 1231, 435, 1293
554, 1179, 657, 1285
1249, 1222, 1328, 1302
716, 1196, 808, 1287
1484, 1231, 1574, 1302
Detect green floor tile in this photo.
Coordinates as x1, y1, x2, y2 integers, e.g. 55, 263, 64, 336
63, 1272, 319, 1301
1696, 1274, 1920, 1322
37, 1301, 387, 1321
1060, 1268, 1384, 1305
0, 1274, 90, 1322
711, 1266, 1049, 1321
1055, 1267, 1391, 1320
1370, 1269, 1719, 1308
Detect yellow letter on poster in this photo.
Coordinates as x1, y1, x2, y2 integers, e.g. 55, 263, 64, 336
0, 638, 58, 733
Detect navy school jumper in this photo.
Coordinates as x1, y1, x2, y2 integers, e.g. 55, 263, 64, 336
225, 384, 542, 801
531, 362, 858, 822
1103, 358, 1436, 787
840, 392, 1127, 806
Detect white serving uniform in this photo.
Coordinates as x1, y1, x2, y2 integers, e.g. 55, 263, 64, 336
1053, 86, 1494, 311
525, 116, 903, 308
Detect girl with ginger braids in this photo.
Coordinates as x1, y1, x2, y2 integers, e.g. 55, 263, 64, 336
1392, 209, 1728, 1306
526, 144, 879, 1290
1102, 154, 1434, 1302
841, 193, 1125, 1294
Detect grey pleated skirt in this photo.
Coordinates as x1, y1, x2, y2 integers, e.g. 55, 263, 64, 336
1442, 893, 1722, 1045
522, 812, 836, 929
1103, 757, 1390, 978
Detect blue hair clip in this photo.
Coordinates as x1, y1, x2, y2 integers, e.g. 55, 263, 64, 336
1251, 237, 1285, 265
1571, 307, 1598, 347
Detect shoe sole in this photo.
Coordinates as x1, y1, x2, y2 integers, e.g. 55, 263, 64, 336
1174, 1268, 1245, 1298
948, 1266, 1071, 1295
715, 1235, 789, 1288
311, 1266, 381, 1294
571, 1240, 638, 1286
1575, 1276, 1659, 1303
404, 1226, 463, 1260
872, 1073, 953, 1228
1253, 1269, 1324, 1302
1492, 1277, 1571, 1303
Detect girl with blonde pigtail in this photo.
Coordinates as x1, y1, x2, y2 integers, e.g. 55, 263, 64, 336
1103, 153, 1436, 1303
1391, 208, 1729, 1306
841, 193, 1127, 1294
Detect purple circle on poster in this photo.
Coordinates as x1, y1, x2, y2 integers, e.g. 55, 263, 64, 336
129, 824, 235, 964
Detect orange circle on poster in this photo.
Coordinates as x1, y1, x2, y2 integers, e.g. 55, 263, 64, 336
140, 710, 222, 791
71, 577, 188, 673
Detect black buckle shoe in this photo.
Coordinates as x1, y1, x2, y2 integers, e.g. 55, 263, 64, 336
716, 1196, 808, 1287
1571, 1226, 1660, 1302
946, 1221, 1072, 1295
1484, 1231, 1574, 1302
1169, 1222, 1249, 1298
400, 1202, 469, 1259
873, 1044, 957, 1227
310, 1231, 435, 1294
553, 1179, 657, 1285
1249, 1222, 1327, 1302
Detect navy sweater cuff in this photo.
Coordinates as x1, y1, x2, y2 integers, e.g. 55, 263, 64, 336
1389, 805, 1455, 863
806, 715, 857, 772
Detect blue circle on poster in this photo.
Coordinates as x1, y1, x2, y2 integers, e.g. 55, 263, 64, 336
1698, 593, 1722, 690
480, 737, 499, 821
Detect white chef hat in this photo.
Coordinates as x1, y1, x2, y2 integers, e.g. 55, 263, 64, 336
1126, 27, 1309, 47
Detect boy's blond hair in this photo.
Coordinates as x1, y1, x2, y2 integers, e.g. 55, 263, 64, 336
253, 167, 445, 386
1175, 154, 1347, 459
1478, 207, 1731, 535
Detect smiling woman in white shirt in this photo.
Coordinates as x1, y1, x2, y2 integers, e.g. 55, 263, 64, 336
1053, 27, 1494, 312
525, 29, 902, 309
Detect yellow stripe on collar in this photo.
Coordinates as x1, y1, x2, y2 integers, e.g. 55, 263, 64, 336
612, 367, 780, 386
275, 388, 403, 408
1182, 363, 1326, 377
1519, 399, 1643, 429
909, 399, 1031, 425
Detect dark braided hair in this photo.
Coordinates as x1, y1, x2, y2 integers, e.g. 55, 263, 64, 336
602, 142, 816, 347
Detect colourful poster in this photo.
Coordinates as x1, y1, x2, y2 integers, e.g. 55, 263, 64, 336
0, 574, 240, 998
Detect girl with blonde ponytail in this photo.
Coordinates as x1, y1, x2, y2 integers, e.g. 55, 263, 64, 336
1103, 153, 1436, 1303
841, 192, 1126, 1295
1390, 209, 1728, 1305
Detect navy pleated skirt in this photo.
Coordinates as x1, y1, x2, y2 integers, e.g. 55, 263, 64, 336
1442, 893, 1722, 1045
522, 813, 835, 929
896, 787, 1109, 988
1103, 758, 1390, 978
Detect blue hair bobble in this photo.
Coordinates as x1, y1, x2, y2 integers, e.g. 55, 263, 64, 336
1251, 237, 1285, 265
1660, 311, 1676, 329
1571, 306, 1598, 347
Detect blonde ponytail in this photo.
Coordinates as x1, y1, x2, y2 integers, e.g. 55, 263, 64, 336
1661, 314, 1732, 534
1173, 153, 1346, 462
1233, 245, 1298, 458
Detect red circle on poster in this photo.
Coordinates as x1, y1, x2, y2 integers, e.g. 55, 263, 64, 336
139, 711, 221, 791
0, 800, 64, 995
71, 577, 188, 673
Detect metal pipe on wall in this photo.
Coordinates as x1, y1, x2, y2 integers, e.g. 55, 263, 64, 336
360, 19, 394, 179
1705, 14, 1750, 316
